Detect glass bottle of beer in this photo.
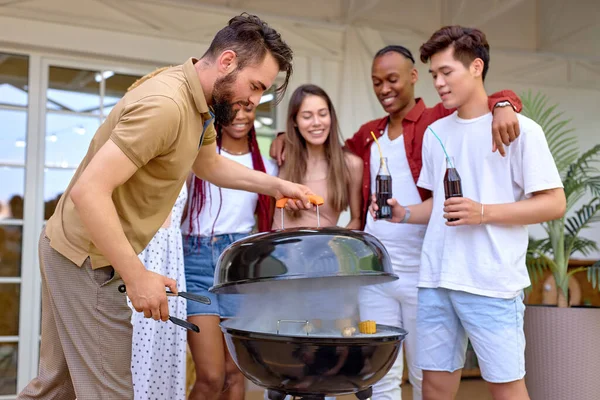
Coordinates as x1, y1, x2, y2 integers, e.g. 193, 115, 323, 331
443, 156, 462, 222
376, 157, 392, 219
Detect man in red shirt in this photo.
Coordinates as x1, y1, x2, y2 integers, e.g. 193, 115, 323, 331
271, 45, 521, 400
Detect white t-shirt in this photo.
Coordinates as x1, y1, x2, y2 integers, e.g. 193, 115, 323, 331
181, 149, 278, 237
417, 111, 563, 298
364, 125, 427, 271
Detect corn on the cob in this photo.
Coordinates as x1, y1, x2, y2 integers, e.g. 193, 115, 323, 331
358, 320, 376, 334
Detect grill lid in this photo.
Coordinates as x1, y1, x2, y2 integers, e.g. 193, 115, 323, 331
210, 227, 397, 294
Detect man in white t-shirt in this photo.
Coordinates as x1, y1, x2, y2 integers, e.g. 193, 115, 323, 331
370, 26, 566, 400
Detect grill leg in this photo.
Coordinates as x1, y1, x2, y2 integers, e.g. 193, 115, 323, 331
355, 387, 373, 400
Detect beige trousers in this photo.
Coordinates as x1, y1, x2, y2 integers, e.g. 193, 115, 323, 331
18, 229, 134, 400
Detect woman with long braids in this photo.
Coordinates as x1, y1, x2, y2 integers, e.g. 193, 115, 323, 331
181, 105, 277, 400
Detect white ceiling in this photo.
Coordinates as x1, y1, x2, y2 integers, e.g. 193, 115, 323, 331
1, 0, 599, 89
1, 0, 598, 59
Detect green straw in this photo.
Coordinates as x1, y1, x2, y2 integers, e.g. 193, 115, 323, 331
427, 126, 454, 168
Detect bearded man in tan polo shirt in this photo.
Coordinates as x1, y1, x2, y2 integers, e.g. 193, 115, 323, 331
18, 13, 313, 400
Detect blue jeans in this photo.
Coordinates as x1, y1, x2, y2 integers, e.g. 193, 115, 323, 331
183, 233, 247, 317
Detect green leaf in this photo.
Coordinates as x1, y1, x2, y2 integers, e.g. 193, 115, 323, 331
526, 238, 557, 284
587, 262, 600, 290
564, 198, 600, 257
526, 255, 550, 285
564, 198, 600, 237
566, 189, 587, 213
567, 237, 599, 257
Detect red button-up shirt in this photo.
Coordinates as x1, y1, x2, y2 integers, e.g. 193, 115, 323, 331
344, 91, 522, 228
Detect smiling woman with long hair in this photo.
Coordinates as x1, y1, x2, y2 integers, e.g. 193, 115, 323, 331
273, 84, 362, 229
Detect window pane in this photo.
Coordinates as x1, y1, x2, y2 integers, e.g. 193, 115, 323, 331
47, 88, 101, 113
0, 225, 22, 277
0, 343, 18, 395
0, 53, 28, 108
0, 109, 27, 165
0, 167, 25, 220
0, 84, 27, 107
48, 66, 100, 113
0, 284, 20, 336
45, 113, 100, 168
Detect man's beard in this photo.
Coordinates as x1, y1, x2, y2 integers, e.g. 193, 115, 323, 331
212, 70, 245, 126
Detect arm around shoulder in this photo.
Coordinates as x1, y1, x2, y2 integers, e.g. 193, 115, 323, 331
343, 123, 373, 157
488, 90, 522, 113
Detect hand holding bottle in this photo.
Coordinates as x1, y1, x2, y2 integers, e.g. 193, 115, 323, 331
443, 156, 463, 222
375, 157, 392, 219
369, 193, 407, 223
443, 197, 485, 226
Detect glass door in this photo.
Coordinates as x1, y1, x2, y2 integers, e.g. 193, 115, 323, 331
0, 52, 146, 398
0, 51, 29, 398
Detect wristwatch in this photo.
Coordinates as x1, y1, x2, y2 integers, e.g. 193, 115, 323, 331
494, 100, 514, 110
401, 206, 411, 223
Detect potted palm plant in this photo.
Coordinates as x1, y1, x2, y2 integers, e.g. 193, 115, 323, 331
521, 90, 600, 400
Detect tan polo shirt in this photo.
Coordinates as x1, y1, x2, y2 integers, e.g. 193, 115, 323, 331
45, 58, 216, 269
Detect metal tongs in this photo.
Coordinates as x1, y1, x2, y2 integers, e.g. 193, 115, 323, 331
118, 284, 211, 333
276, 195, 325, 228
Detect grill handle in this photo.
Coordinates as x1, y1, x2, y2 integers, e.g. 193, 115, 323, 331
275, 195, 324, 209
275, 195, 324, 229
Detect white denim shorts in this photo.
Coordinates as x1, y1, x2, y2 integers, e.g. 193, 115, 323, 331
415, 287, 526, 383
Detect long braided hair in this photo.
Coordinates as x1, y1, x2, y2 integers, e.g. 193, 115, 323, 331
187, 124, 272, 237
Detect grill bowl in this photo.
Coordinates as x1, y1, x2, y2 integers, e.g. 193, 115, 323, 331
221, 319, 407, 396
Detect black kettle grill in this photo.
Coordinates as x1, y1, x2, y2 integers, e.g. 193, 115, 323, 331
210, 196, 407, 399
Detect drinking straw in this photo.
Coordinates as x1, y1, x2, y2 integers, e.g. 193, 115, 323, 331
427, 126, 454, 168
370, 131, 383, 159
